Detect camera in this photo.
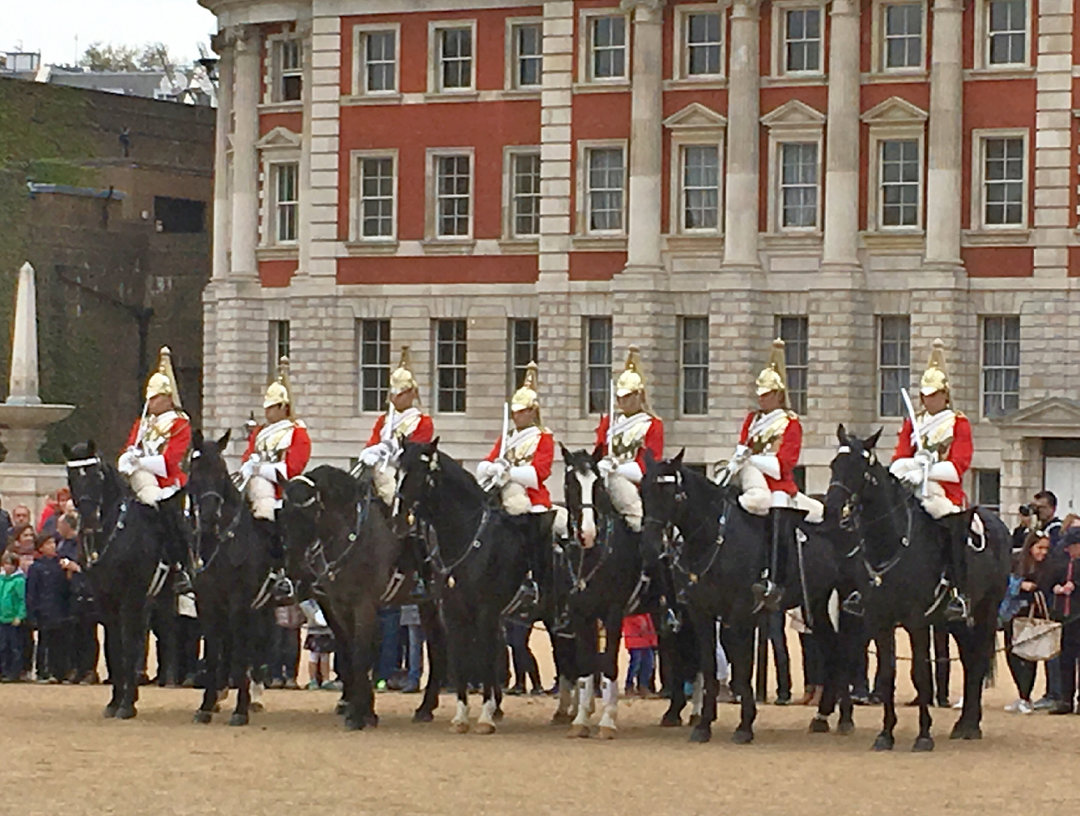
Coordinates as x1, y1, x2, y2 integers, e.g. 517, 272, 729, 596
1019, 504, 1032, 516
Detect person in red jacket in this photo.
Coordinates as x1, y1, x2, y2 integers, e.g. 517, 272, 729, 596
594, 346, 663, 532
890, 339, 975, 621
117, 346, 192, 592
621, 613, 658, 696
357, 346, 434, 507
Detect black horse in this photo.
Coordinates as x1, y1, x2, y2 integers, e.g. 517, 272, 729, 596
186, 430, 274, 726
63, 441, 166, 720
558, 448, 648, 739
395, 440, 542, 735
641, 451, 855, 743
825, 425, 1011, 751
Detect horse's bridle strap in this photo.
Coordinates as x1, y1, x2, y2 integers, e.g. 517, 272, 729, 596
66, 457, 101, 468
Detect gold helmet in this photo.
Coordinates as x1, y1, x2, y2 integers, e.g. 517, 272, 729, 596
145, 346, 182, 408
389, 345, 418, 397
615, 345, 646, 398
755, 338, 788, 398
919, 338, 950, 399
263, 356, 293, 412
511, 361, 540, 413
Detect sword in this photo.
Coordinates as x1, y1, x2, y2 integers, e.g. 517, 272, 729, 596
606, 379, 616, 452
900, 387, 930, 498
133, 397, 150, 452
480, 402, 510, 491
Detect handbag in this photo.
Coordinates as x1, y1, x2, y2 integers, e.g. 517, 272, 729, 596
1011, 592, 1062, 662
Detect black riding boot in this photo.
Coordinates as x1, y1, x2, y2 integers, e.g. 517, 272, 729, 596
753, 506, 796, 613
254, 517, 294, 603
407, 534, 429, 599
941, 515, 973, 624
159, 494, 194, 595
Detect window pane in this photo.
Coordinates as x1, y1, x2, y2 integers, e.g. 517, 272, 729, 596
586, 317, 612, 413
681, 317, 709, 415
592, 17, 626, 79
588, 147, 624, 232
686, 12, 722, 76
776, 316, 809, 414
982, 316, 1020, 418
359, 319, 391, 412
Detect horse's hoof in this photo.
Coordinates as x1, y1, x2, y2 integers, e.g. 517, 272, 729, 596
597, 726, 616, 740
872, 734, 895, 752
660, 713, 682, 728
365, 713, 379, 728
116, 706, 136, 720
950, 722, 982, 740
344, 717, 364, 731
212, 703, 221, 714
228, 713, 249, 727
963, 728, 982, 741
193, 710, 212, 724
809, 717, 830, 734
103, 704, 118, 719
837, 720, 855, 736
689, 726, 711, 744
412, 709, 434, 724
688, 714, 701, 728
474, 721, 496, 735
493, 707, 504, 722
912, 736, 935, 752
731, 729, 753, 745
550, 711, 573, 725
450, 721, 470, 734
335, 701, 348, 716
566, 724, 590, 739
249, 701, 265, 713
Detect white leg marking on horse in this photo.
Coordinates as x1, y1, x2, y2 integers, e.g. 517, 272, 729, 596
572, 676, 594, 727
452, 699, 469, 726
578, 470, 597, 547
598, 675, 618, 731
692, 672, 704, 717
478, 697, 497, 727
556, 675, 573, 716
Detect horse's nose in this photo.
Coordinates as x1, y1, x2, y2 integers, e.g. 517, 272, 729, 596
580, 508, 597, 547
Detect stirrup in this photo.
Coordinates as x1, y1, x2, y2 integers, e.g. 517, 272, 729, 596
944, 590, 971, 625
171, 566, 193, 596
660, 607, 682, 635
841, 590, 865, 617
752, 579, 783, 613
409, 573, 428, 599
271, 574, 296, 604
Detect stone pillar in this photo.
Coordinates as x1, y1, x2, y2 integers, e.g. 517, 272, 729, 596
297, 21, 314, 276
621, 0, 664, 271
723, 0, 761, 269
821, 0, 860, 269
307, 14, 343, 278
210, 35, 233, 281
230, 26, 260, 280
924, 0, 963, 267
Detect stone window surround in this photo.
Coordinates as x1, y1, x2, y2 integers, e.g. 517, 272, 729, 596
762, 100, 826, 234
577, 7, 632, 87
502, 145, 542, 240
425, 146, 476, 242
664, 103, 727, 235
576, 139, 629, 237
770, 0, 827, 79
869, 0, 927, 76
504, 16, 544, 91
861, 97, 928, 233
969, 128, 1029, 232
348, 148, 398, 244
672, 4, 727, 82
973, 0, 1031, 70
351, 23, 401, 98
255, 126, 302, 251
427, 19, 478, 96
263, 31, 304, 108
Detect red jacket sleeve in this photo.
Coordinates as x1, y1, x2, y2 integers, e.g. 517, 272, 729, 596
484, 437, 502, 463
241, 429, 257, 463
366, 415, 386, 447
409, 415, 434, 444
893, 418, 915, 461
531, 433, 554, 484
594, 415, 610, 456
776, 418, 802, 481
125, 419, 140, 448
284, 426, 311, 478
635, 418, 664, 470
738, 413, 753, 445
947, 416, 973, 479
163, 418, 191, 483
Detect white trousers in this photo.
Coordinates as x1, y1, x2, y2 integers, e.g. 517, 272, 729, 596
129, 469, 175, 506
889, 459, 961, 520
246, 475, 277, 521
736, 464, 824, 523
607, 471, 642, 532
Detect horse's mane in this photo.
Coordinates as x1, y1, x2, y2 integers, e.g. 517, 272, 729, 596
433, 448, 485, 504
309, 465, 359, 509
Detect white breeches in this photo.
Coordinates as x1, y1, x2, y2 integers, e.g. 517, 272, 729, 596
373, 465, 397, 507
736, 464, 823, 522
129, 469, 167, 506
606, 472, 642, 532
890, 459, 961, 520
246, 475, 277, 521
553, 505, 569, 538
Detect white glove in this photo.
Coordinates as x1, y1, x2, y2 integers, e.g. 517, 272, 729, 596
901, 469, 924, 487
117, 449, 139, 476
492, 459, 510, 486
359, 446, 382, 467
914, 448, 935, 467
615, 461, 643, 484
597, 457, 616, 478
257, 462, 282, 482
240, 458, 257, 480
733, 444, 750, 462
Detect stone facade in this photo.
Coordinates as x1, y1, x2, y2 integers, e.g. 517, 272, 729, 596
200, 0, 1080, 513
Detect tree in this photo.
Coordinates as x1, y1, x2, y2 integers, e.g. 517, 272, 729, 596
79, 42, 140, 71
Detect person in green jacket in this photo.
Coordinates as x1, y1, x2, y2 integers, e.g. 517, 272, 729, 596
0, 551, 27, 681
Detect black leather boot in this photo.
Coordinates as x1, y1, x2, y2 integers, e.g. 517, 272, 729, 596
753, 506, 796, 612
159, 494, 194, 594
941, 515, 972, 625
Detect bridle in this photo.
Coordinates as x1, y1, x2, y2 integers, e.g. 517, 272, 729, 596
66, 455, 117, 566
643, 468, 725, 587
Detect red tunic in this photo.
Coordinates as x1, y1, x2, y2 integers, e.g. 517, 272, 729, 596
125, 413, 191, 489
484, 430, 554, 509
594, 414, 664, 473
892, 413, 972, 508
739, 411, 801, 496
365, 412, 434, 447
242, 423, 312, 490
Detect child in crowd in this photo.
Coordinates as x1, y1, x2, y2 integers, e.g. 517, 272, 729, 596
300, 598, 335, 690
0, 551, 26, 681
622, 612, 658, 696
26, 533, 70, 683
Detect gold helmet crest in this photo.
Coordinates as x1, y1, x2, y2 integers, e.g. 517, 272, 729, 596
511, 361, 540, 413
755, 338, 788, 398
919, 338, 950, 399
615, 345, 646, 397
389, 346, 418, 398
264, 356, 294, 413
145, 346, 182, 408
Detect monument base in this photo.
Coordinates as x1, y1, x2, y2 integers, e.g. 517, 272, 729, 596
0, 463, 70, 518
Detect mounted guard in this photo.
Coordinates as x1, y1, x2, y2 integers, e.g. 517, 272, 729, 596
116, 346, 193, 593
239, 356, 311, 599
889, 338, 974, 621
719, 338, 823, 611
594, 346, 664, 533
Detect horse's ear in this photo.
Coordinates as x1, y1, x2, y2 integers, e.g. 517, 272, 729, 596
591, 445, 604, 464
673, 448, 685, 465
87, 440, 96, 456
836, 423, 848, 445
216, 429, 231, 452
277, 471, 290, 490
61, 443, 73, 461
866, 427, 883, 451
559, 442, 570, 462
192, 429, 204, 450
431, 437, 440, 449
643, 449, 656, 470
